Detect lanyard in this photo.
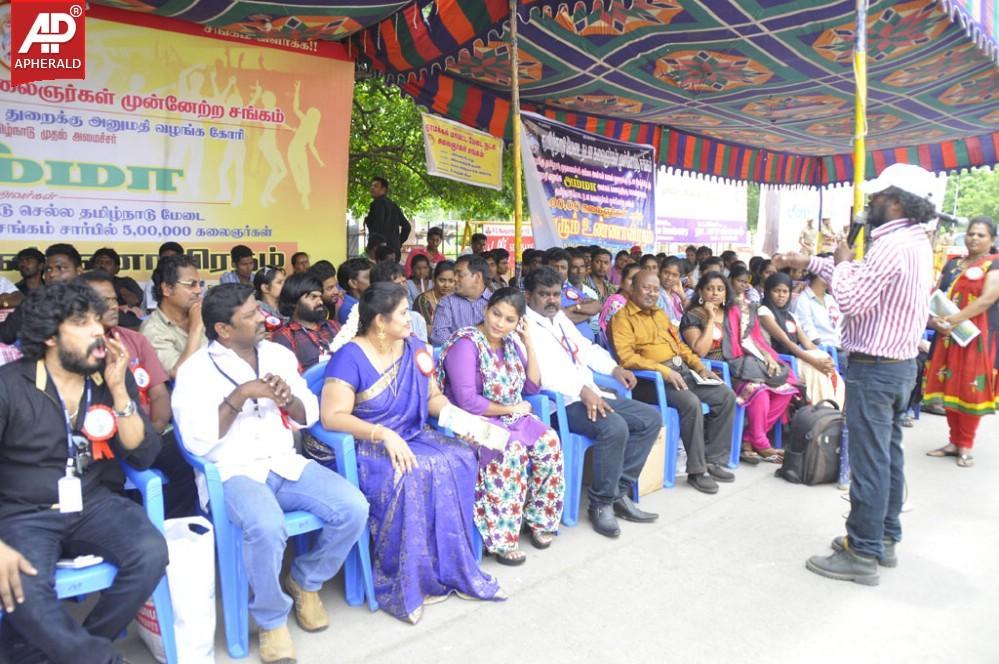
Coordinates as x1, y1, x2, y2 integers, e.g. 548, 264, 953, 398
210, 349, 261, 416
299, 324, 331, 355
544, 321, 580, 366
53, 378, 92, 475
209, 348, 292, 428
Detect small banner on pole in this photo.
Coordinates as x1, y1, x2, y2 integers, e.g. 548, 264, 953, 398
422, 113, 504, 190
519, 111, 656, 252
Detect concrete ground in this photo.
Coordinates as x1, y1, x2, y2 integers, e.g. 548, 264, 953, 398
115, 412, 998, 664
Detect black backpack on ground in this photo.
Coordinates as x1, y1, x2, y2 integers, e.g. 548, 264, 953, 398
776, 399, 843, 485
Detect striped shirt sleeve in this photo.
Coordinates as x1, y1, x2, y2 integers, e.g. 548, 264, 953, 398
829, 242, 901, 318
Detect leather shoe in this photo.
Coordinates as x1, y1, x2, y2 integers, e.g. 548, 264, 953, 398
613, 496, 658, 523
687, 473, 719, 494
587, 503, 621, 538
831, 535, 898, 568
707, 463, 735, 483
806, 547, 879, 586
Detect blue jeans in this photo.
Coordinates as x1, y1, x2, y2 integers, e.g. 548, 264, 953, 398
844, 359, 917, 558
222, 461, 368, 630
0, 492, 168, 664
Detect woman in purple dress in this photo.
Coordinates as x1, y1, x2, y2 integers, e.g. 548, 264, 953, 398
319, 283, 502, 624
437, 288, 564, 566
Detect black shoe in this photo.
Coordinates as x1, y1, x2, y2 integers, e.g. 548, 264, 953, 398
687, 473, 719, 494
806, 548, 879, 586
831, 535, 898, 568
707, 463, 735, 483
587, 503, 621, 538
613, 496, 658, 523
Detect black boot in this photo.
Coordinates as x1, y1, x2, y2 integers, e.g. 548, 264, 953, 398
587, 503, 621, 538
806, 547, 879, 585
831, 536, 898, 568
613, 496, 658, 523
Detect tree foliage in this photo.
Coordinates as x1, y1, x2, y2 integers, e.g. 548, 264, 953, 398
348, 76, 518, 220
943, 166, 999, 221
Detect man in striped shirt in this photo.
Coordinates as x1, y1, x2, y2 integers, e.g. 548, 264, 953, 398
775, 163, 936, 586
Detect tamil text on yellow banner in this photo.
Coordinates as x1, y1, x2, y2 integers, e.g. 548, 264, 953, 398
422, 113, 503, 191
0, 6, 353, 281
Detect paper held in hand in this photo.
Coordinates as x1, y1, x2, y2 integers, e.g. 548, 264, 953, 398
438, 404, 511, 452
690, 372, 723, 386
929, 290, 980, 348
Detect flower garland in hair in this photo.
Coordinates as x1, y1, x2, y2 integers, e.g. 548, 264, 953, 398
329, 303, 360, 354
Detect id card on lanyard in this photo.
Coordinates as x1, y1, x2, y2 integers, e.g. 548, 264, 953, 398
56, 380, 91, 513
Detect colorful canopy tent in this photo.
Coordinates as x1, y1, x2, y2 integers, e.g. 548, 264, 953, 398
95, 0, 999, 187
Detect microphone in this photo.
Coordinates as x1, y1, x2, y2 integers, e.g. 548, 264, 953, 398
935, 211, 963, 228
846, 212, 867, 248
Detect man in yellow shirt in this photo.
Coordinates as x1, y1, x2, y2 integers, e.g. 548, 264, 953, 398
609, 271, 739, 494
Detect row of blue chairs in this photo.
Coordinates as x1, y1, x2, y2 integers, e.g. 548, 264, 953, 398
168, 344, 816, 659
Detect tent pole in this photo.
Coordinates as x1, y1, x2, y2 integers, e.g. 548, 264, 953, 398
510, 0, 524, 275
852, 0, 868, 258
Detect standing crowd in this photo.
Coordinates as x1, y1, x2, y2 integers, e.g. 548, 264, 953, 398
0, 168, 996, 663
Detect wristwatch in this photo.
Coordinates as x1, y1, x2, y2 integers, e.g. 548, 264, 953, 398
114, 400, 137, 418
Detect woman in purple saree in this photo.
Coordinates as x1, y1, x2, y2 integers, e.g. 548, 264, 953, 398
319, 283, 502, 623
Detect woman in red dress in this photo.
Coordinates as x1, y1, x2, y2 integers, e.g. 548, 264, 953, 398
924, 217, 999, 467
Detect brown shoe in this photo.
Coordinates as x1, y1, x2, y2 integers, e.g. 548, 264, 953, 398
282, 574, 329, 632
259, 624, 297, 664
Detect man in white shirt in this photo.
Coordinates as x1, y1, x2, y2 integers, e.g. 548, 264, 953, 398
523, 267, 661, 538
792, 273, 843, 349
172, 284, 368, 664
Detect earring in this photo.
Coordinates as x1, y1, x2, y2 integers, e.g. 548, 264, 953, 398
376, 326, 388, 351
698, 297, 704, 305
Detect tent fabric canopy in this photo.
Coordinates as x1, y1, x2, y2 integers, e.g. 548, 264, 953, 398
94, 0, 999, 186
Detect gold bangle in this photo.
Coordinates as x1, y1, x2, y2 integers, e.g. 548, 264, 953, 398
370, 424, 382, 441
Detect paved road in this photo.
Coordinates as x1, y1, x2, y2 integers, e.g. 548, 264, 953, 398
118, 412, 998, 664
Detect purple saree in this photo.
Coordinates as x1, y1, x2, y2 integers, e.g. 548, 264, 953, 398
323, 336, 500, 620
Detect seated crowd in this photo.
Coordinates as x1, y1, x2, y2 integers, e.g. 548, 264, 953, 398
0, 236, 856, 663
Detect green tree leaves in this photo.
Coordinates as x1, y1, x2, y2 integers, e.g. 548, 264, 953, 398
943, 167, 999, 221
349, 77, 518, 221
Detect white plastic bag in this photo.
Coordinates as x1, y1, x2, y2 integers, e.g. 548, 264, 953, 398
135, 517, 216, 663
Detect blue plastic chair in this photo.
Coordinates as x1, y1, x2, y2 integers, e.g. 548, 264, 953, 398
705, 360, 748, 468
0, 464, 177, 664
631, 370, 712, 491
173, 424, 327, 659
542, 373, 632, 526
774, 354, 803, 450
431, 345, 554, 552
302, 362, 381, 608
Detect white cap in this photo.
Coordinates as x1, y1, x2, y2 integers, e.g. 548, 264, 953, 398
864, 163, 936, 201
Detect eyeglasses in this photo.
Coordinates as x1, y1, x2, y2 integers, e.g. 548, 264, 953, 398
175, 279, 204, 289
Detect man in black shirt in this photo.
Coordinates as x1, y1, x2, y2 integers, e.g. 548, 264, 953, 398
14, 247, 45, 295
363, 176, 411, 252
1, 243, 84, 345
0, 282, 166, 664
271, 273, 340, 372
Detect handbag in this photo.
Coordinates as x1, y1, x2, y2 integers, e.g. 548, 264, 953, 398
728, 354, 790, 388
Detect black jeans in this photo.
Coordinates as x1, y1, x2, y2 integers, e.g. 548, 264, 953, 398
0, 492, 168, 664
633, 372, 737, 475
564, 397, 661, 506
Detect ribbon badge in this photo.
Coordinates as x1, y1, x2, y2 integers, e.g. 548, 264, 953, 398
415, 348, 434, 376
82, 405, 117, 460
